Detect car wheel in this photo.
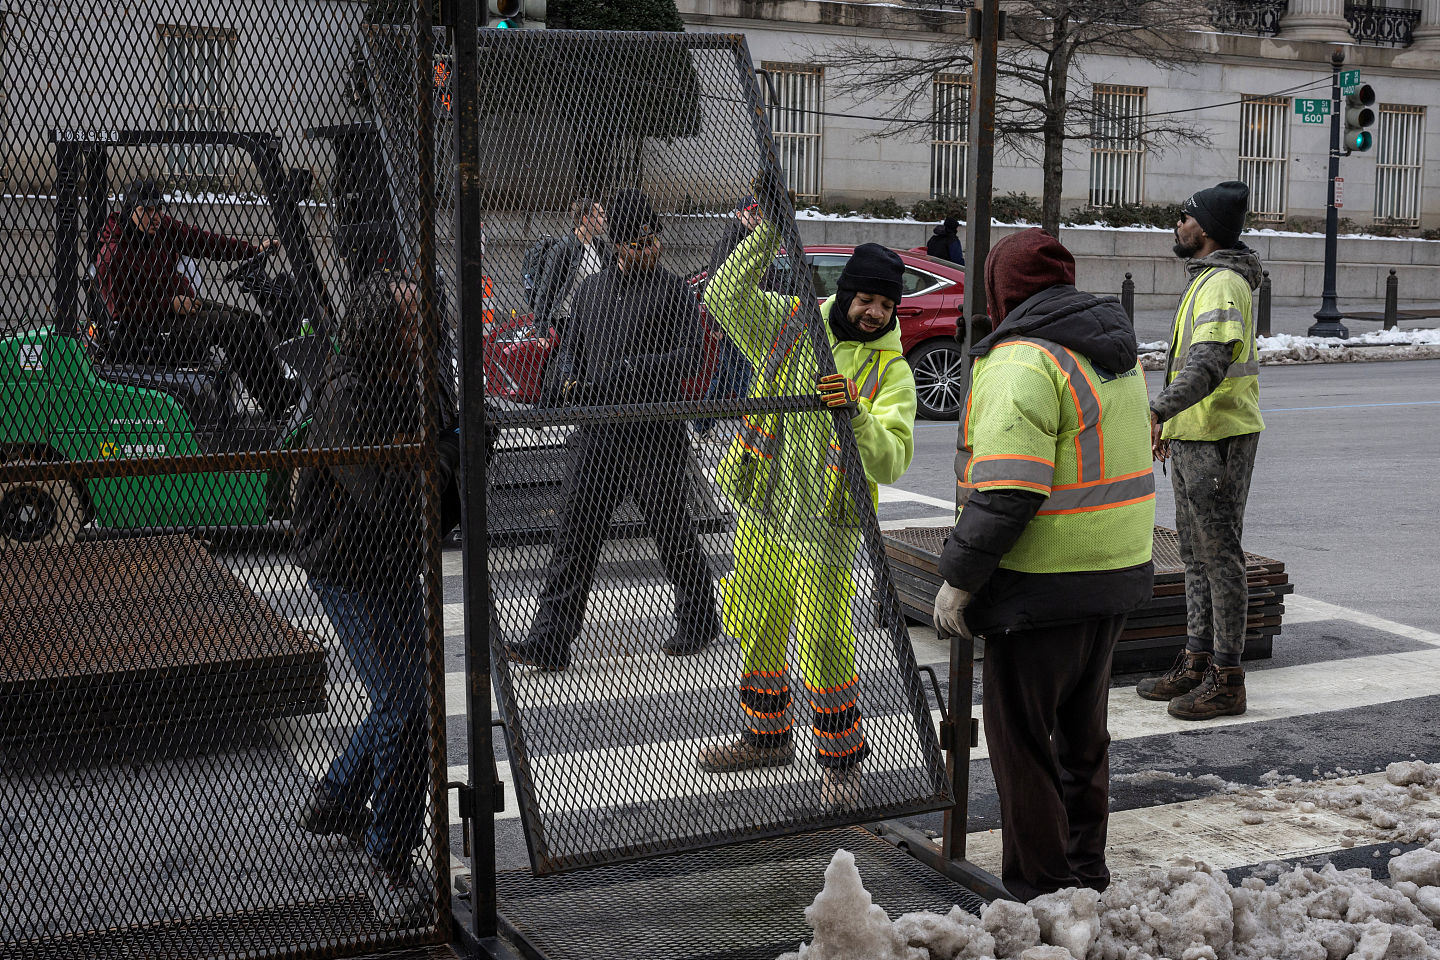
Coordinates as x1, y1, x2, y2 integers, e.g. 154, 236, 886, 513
0, 479, 83, 547
907, 339, 967, 421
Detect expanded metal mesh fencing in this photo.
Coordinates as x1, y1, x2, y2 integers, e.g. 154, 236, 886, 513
471, 31, 950, 875
1, 3, 454, 956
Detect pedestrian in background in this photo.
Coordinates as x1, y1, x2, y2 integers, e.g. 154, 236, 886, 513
292, 272, 461, 923
926, 216, 965, 266
933, 228, 1155, 901
504, 188, 719, 671
534, 197, 610, 332
1141, 180, 1264, 720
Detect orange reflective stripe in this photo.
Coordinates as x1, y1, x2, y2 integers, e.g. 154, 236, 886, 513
1036, 492, 1156, 517
1037, 471, 1155, 515
989, 339, 1104, 483
967, 455, 1056, 488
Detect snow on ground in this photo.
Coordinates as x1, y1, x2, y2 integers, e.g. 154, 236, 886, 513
1137, 329, 1440, 369
777, 761, 1440, 960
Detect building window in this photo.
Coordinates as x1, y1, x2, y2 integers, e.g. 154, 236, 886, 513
1089, 85, 1147, 207
930, 73, 970, 199
760, 63, 823, 204
158, 25, 236, 182
1238, 95, 1290, 222
1374, 104, 1425, 227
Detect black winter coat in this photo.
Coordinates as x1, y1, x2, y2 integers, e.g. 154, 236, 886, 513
534, 233, 611, 323
938, 285, 1153, 636
292, 358, 461, 590
546, 263, 704, 406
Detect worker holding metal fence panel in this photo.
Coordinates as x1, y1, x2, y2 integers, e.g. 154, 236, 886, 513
697, 202, 917, 808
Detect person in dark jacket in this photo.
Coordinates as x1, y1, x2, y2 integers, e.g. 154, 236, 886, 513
534, 197, 610, 330
925, 217, 964, 266
503, 189, 720, 671
95, 178, 297, 419
933, 228, 1155, 902
695, 195, 763, 435
292, 272, 461, 923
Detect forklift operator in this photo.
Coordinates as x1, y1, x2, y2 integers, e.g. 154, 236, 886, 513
95, 178, 299, 421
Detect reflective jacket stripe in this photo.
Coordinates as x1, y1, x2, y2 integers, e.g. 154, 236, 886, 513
739, 414, 780, 460
990, 339, 1105, 483
858, 354, 897, 401
966, 454, 1056, 489
760, 299, 805, 384
1037, 469, 1155, 515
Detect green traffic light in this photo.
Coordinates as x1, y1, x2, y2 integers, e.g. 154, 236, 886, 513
496, 18, 512, 27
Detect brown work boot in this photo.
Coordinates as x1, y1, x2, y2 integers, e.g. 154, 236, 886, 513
819, 766, 864, 809
696, 736, 795, 773
1168, 665, 1247, 720
1136, 650, 1212, 702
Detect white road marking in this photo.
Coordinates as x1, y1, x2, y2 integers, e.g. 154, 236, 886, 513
1284, 594, 1440, 646
878, 486, 957, 510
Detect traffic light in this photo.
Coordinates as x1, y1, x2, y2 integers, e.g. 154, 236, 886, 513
1343, 83, 1376, 154
488, 0, 545, 28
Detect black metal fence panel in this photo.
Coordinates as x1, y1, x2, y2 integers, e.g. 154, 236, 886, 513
1, 2, 454, 956
467, 30, 951, 875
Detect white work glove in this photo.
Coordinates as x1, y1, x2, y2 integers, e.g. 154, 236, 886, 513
933, 581, 973, 640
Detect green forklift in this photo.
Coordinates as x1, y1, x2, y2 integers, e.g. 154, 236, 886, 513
0, 127, 400, 547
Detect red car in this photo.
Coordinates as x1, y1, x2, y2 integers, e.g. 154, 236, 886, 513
484, 245, 966, 420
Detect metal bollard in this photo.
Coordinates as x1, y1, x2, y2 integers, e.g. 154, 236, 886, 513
1121, 272, 1134, 323
1385, 268, 1398, 331
1257, 270, 1272, 337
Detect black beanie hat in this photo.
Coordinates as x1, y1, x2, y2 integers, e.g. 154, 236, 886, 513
125, 178, 167, 210
608, 188, 660, 244
837, 243, 905, 303
1183, 181, 1249, 248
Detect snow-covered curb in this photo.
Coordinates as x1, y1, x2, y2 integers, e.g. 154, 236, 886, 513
1139, 329, 1440, 369
779, 761, 1440, 960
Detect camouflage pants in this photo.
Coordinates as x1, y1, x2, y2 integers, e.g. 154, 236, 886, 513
1171, 433, 1260, 667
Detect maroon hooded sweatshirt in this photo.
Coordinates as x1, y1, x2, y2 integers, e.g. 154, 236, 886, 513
95, 212, 258, 326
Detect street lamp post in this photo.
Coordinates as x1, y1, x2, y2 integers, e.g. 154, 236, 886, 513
1307, 48, 1349, 339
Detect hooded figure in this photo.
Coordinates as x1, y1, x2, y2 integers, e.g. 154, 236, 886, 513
933, 227, 1156, 902
1137, 180, 1265, 721
697, 216, 917, 810
925, 216, 965, 266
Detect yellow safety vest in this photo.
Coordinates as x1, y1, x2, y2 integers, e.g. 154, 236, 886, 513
1161, 267, 1265, 442
959, 337, 1155, 574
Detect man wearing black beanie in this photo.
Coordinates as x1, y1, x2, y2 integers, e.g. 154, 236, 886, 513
1140, 180, 1266, 720
696, 204, 917, 809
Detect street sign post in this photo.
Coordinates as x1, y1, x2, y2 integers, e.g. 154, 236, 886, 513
1296, 98, 1331, 124
1309, 50, 1349, 338
1334, 177, 1344, 208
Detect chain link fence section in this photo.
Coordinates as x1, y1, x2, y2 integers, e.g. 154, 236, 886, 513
469, 30, 950, 875
1, 2, 455, 956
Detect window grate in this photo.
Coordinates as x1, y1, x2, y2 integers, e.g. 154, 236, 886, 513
157, 25, 236, 183
930, 73, 970, 199
1238, 95, 1290, 221
1374, 104, 1424, 227
760, 63, 823, 204
1089, 84, 1146, 208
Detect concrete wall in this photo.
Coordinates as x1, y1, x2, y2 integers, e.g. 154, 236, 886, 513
794, 218, 1440, 306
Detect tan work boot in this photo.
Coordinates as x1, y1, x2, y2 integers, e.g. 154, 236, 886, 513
1137, 649, 1212, 702
696, 736, 795, 773
820, 766, 864, 809
1168, 665, 1247, 720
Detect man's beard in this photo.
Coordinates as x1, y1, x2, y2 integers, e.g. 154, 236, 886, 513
1173, 236, 1202, 259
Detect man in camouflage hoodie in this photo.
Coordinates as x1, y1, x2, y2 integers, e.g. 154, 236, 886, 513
1141, 181, 1265, 721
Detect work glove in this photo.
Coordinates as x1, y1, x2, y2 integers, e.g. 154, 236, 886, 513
933, 581, 974, 641
816, 373, 860, 415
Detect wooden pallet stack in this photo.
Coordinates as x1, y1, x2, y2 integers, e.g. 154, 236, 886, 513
883, 525, 1291, 673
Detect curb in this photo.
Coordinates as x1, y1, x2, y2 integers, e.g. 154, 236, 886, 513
1141, 344, 1440, 369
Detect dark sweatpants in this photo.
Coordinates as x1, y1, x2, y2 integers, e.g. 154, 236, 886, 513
983, 614, 1125, 902
1171, 432, 1260, 668
527, 422, 717, 648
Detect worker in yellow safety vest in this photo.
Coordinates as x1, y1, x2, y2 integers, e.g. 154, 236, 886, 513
697, 202, 917, 810
1140, 180, 1265, 720
933, 228, 1155, 902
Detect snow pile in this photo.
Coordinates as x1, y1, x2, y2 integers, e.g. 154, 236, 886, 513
1137, 328, 1440, 368
777, 762, 1440, 960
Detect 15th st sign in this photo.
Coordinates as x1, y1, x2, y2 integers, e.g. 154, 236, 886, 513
1295, 98, 1332, 124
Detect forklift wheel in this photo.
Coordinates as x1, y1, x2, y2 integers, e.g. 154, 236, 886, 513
0, 480, 83, 548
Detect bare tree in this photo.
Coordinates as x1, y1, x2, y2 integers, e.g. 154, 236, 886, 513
819, 0, 1215, 235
